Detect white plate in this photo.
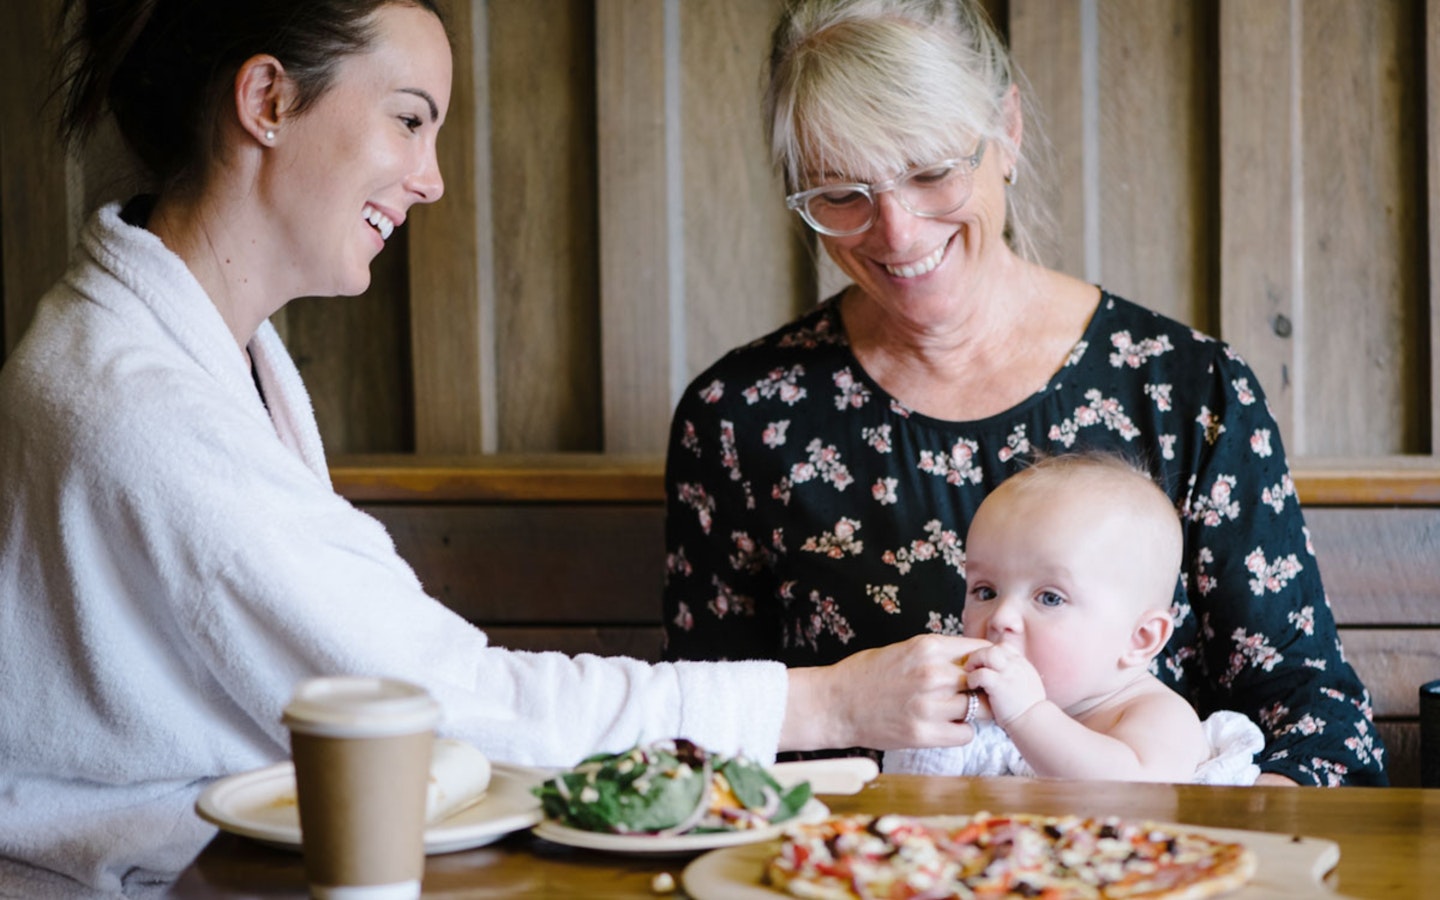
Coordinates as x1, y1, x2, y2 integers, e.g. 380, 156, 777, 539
195, 761, 544, 855
531, 798, 829, 857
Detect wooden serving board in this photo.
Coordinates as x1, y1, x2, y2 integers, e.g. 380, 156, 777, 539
682, 824, 1349, 899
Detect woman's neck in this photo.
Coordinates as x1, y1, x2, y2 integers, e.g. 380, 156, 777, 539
146, 188, 284, 357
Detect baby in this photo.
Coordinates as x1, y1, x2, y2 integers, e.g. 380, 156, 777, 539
885, 452, 1262, 784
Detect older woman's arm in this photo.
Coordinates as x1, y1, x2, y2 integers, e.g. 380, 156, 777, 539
1178, 348, 1386, 786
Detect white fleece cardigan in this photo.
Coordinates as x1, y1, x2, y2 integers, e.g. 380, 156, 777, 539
0, 203, 787, 897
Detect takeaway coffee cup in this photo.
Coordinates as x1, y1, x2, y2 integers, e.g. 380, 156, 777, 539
283, 676, 441, 900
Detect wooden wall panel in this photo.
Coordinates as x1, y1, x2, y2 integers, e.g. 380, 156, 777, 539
1308, 507, 1440, 625
490, 1, 601, 452
1299, 0, 1425, 457
1, 0, 69, 355
1218, 0, 1300, 448
680, 0, 814, 387
1097, 0, 1215, 331
597, 1, 676, 454
408, 0, 491, 454
1010, 0, 1086, 277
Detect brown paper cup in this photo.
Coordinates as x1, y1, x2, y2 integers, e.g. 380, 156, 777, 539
283, 677, 441, 900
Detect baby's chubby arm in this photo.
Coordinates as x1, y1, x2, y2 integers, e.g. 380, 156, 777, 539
963, 644, 1206, 782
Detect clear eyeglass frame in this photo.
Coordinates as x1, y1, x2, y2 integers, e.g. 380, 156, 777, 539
785, 139, 989, 237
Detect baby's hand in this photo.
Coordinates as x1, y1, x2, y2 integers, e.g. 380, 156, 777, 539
962, 644, 1046, 727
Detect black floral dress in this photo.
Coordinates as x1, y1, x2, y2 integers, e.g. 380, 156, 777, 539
662, 291, 1386, 786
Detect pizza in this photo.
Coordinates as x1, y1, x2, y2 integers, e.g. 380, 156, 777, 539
765, 811, 1257, 899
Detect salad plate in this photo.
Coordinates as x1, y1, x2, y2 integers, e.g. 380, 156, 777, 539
196, 760, 545, 855
532, 797, 829, 857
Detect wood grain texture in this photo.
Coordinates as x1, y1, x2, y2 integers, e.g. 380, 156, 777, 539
490, 1, 601, 452
365, 504, 664, 623
1341, 630, 1440, 718
1430, 0, 1440, 453
1299, 0, 1425, 456
1218, 0, 1300, 450
281, 251, 413, 453
408, 0, 489, 453
1097, 0, 1215, 331
1307, 507, 1440, 625
1009, 0, 1086, 277
0, 0, 69, 354
681, 0, 814, 386
597, 0, 676, 454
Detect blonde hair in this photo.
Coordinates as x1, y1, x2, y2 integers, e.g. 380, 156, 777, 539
764, 0, 1052, 260
1002, 451, 1184, 608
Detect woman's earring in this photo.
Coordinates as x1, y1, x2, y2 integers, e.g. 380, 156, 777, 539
1004, 166, 1018, 186
264, 129, 276, 143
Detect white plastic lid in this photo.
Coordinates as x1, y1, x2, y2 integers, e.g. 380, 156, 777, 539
309, 879, 420, 900
282, 676, 440, 738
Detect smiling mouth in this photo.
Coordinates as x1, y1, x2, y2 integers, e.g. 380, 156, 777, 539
364, 204, 396, 241
883, 243, 944, 279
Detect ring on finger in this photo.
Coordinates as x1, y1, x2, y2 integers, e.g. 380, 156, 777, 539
960, 690, 979, 724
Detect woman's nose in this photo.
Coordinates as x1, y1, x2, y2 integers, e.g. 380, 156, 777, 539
408, 140, 445, 204
869, 190, 920, 246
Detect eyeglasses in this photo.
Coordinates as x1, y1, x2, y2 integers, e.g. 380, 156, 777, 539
785, 140, 988, 237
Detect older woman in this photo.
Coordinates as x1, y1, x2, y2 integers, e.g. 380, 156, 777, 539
663, 0, 1385, 787
0, 1, 990, 895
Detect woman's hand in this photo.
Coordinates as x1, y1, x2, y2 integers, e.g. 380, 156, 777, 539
779, 634, 991, 752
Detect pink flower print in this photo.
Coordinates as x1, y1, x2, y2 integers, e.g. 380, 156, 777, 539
863, 424, 893, 454
680, 420, 701, 455
997, 424, 1030, 463
1286, 714, 1325, 736
1243, 547, 1304, 596
1221, 627, 1283, 687
872, 477, 898, 505
672, 601, 693, 632
917, 439, 983, 486
728, 531, 768, 573
1158, 433, 1177, 460
1184, 475, 1241, 526
790, 461, 817, 484
925, 610, 962, 635
1109, 330, 1175, 368
762, 420, 790, 448
1196, 406, 1226, 445
801, 517, 865, 559
832, 367, 871, 410
707, 576, 754, 619
718, 420, 741, 481
1144, 382, 1173, 411
1231, 377, 1257, 405
882, 520, 965, 576
677, 482, 716, 534
1193, 547, 1218, 595
866, 584, 901, 614
1250, 428, 1273, 458
1257, 702, 1289, 730
699, 379, 724, 403
889, 399, 912, 418
743, 365, 807, 406
665, 548, 692, 580
1288, 605, 1315, 636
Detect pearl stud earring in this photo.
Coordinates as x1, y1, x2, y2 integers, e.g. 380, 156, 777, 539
264, 129, 276, 142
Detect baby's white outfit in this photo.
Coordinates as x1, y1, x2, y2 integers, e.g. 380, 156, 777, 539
884, 711, 1265, 785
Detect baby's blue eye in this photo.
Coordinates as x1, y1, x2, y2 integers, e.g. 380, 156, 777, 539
970, 585, 996, 601
1036, 591, 1065, 608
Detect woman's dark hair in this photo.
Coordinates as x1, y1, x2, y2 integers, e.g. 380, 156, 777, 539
57, 0, 445, 189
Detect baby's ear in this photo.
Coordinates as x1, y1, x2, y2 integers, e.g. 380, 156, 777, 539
1122, 608, 1173, 668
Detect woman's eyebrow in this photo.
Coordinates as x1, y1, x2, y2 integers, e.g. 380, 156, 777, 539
399, 87, 439, 122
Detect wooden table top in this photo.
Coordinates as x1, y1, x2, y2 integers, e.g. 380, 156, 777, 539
168, 775, 1439, 898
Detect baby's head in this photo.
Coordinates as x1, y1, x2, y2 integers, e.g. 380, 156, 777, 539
961, 451, 1182, 704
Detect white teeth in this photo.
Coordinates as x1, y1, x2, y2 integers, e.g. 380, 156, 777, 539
884, 244, 944, 278
364, 205, 395, 241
